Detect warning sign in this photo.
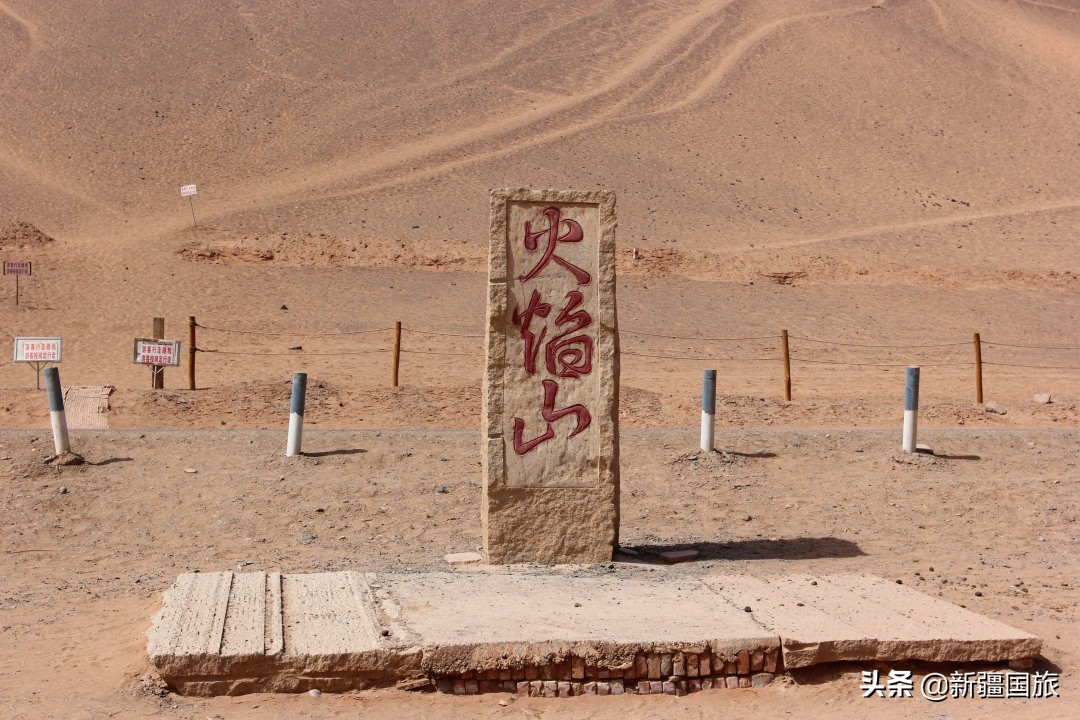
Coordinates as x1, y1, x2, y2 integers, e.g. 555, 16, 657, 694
133, 339, 181, 366
14, 337, 62, 362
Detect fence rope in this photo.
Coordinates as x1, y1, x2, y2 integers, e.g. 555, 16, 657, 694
622, 329, 774, 342
199, 348, 389, 356
984, 342, 1080, 350
787, 334, 970, 349
402, 327, 484, 338
790, 357, 971, 368
623, 351, 777, 362
197, 323, 391, 337
401, 349, 481, 357
190, 318, 1080, 395
983, 361, 1080, 369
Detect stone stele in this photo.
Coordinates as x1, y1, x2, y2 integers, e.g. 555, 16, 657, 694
483, 188, 619, 564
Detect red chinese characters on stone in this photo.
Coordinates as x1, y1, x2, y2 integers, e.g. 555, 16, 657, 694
511, 289, 550, 375
545, 290, 592, 379
511, 289, 595, 456
519, 207, 592, 286
512, 289, 593, 379
511, 207, 597, 457
512, 379, 592, 456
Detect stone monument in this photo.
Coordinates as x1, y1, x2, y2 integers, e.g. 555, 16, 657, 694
482, 189, 619, 564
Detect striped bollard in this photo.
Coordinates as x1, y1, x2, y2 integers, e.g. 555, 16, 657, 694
701, 369, 716, 452
902, 366, 920, 453
286, 372, 307, 457
44, 367, 71, 456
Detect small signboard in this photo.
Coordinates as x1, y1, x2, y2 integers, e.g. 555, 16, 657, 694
133, 339, 181, 367
14, 337, 62, 363
180, 184, 197, 197
3, 261, 31, 276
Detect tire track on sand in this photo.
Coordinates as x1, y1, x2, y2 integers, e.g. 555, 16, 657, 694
0, 0, 41, 94
1015, 0, 1080, 15
172, 0, 738, 224
294, 4, 874, 206
152, 2, 876, 236
764, 198, 1080, 250
0, 0, 39, 45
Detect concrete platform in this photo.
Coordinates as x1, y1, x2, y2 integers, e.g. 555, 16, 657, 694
148, 571, 1041, 696
374, 573, 776, 675
702, 573, 1042, 668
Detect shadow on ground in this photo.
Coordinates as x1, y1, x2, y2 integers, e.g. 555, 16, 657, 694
89, 457, 133, 466
302, 448, 368, 457
629, 537, 865, 562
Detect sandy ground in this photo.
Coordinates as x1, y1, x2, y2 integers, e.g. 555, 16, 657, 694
1, 428, 1077, 719
0, 0, 1078, 717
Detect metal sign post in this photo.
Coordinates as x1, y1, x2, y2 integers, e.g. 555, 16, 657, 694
4, 261, 31, 306
13, 336, 62, 389
133, 338, 181, 388
180, 184, 198, 227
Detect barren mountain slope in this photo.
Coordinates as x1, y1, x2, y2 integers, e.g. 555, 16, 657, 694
0, 0, 1075, 422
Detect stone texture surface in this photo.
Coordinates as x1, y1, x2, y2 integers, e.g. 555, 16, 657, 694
482, 188, 619, 564
149, 570, 1040, 695
375, 572, 775, 675
148, 571, 416, 695
701, 573, 1041, 668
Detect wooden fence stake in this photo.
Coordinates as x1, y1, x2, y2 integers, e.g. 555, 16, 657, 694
152, 316, 165, 389
973, 332, 983, 404
188, 316, 197, 390
392, 321, 401, 387
781, 329, 792, 401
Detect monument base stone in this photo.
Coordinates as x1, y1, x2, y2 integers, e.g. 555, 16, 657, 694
483, 481, 619, 565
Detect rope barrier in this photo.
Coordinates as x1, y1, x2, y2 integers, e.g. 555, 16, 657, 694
402, 327, 484, 338
622, 329, 774, 342
194, 320, 1078, 351
983, 361, 1080, 370
197, 323, 391, 337
200, 348, 390, 356
401, 349, 481, 357
623, 351, 776, 362
984, 342, 1080, 351
787, 334, 970, 349
190, 318, 1078, 400
789, 357, 970, 367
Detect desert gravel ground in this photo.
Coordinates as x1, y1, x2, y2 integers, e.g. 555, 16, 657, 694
1, 427, 1077, 719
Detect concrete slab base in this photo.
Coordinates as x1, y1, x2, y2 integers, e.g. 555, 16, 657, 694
702, 573, 1042, 668
148, 571, 1040, 696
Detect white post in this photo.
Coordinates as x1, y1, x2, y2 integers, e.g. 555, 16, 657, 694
44, 367, 70, 455
701, 369, 716, 452
902, 366, 919, 453
287, 372, 307, 457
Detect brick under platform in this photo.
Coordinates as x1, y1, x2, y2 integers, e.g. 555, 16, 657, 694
147, 571, 1040, 696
